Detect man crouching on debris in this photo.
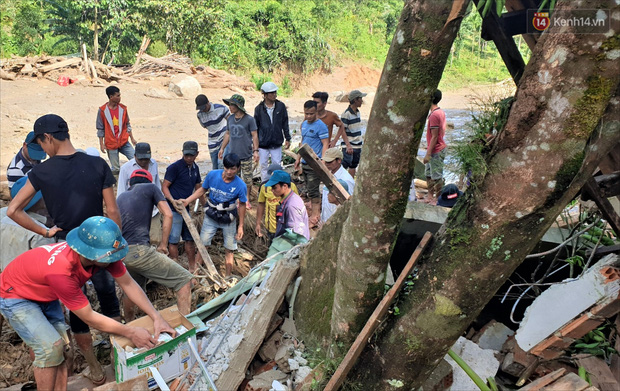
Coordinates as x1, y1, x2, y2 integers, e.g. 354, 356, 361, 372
179, 153, 247, 277
0, 216, 175, 391
117, 169, 193, 320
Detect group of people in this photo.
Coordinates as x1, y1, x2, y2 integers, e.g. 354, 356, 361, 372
0, 80, 453, 390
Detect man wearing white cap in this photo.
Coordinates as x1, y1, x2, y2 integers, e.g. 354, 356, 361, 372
254, 81, 291, 182
321, 148, 355, 223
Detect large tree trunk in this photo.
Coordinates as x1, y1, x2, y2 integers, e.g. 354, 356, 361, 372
347, 1, 620, 388
329, 0, 470, 348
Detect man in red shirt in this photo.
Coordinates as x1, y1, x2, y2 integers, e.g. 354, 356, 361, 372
0, 216, 174, 391
422, 89, 447, 203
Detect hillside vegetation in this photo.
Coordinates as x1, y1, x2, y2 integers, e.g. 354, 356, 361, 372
0, 0, 529, 89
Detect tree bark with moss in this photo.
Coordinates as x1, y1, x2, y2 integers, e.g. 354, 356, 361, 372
295, 0, 471, 349
346, 1, 620, 388
328, 0, 471, 347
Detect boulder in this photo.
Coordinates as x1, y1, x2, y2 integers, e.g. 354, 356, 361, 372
168, 74, 201, 98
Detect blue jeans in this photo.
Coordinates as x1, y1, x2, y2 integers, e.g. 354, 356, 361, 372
210, 149, 223, 170
107, 142, 135, 172
200, 215, 237, 251
0, 297, 68, 367
69, 268, 120, 333
169, 210, 194, 244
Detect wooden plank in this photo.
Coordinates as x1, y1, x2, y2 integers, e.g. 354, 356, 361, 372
577, 355, 620, 391
93, 374, 148, 391
131, 35, 151, 71
323, 232, 433, 391
141, 54, 192, 74
81, 43, 91, 78
297, 144, 350, 204
542, 372, 590, 391
37, 57, 81, 73
595, 172, 620, 198
474, 0, 526, 85
215, 254, 300, 390
584, 178, 620, 235
520, 368, 566, 391
174, 204, 227, 288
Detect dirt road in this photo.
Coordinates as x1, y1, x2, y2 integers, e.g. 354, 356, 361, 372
0, 66, 481, 174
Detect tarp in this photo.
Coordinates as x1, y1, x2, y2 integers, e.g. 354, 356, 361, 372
186, 229, 307, 330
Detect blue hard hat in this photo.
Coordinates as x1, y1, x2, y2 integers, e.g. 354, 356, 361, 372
66, 216, 128, 263
10, 176, 43, 211
265, 170, 291, 187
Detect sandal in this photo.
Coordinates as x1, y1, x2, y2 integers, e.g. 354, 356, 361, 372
82, 366, 107, 386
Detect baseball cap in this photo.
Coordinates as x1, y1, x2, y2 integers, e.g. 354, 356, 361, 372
265, 170, 291, 187
135, 142, 151, 160
195, 94, 209, 111
33, 114, 69, 135
266, 163, 283, 179
223, 94, 247, 114
130, 169, 153, 183
323, 147, 343, 163
24, 131, 46, 161
261, 81, 278, 93
183, 141, 199, 156
349, 90, 367, 100
10, 176, 43, 211
66, 216, 128, 263
437, 184, 463, 208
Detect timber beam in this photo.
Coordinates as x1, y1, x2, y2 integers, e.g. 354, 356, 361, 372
595, 172, 620, 198
473, 0, 526, 85
584, 178, 620, 236
297, 144, 350, 204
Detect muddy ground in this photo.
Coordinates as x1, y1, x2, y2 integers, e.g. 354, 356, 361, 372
0, 64, 491, 387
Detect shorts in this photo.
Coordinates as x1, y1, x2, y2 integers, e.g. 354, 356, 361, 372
124, 245, 192, 291
200, 215, 237, 251
69, 268, 120, 334
342, 148, 362, 169
0, 297, 69, 368
302, 164, 321, 199
424, 149, 447, 181
169, 210, 193, 244
239, 158, 254, 188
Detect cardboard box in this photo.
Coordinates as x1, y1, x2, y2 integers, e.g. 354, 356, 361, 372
112, 306, 196, 388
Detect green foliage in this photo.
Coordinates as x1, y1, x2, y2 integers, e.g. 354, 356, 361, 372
452, 92, 514, 186
440, 8, 531, 89
570, 322, 618, 360
146, 40, 167, 58
251, 73, 272, 91
280, 74, 293, 96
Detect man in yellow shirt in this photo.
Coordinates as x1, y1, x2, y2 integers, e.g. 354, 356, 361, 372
256, 164, 298, 239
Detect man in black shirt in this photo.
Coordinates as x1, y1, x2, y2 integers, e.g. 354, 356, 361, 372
7, 114, 120, 385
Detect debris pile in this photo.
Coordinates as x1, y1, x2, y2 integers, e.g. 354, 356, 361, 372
1, 51, 255, 91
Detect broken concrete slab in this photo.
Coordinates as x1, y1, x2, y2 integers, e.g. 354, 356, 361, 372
444, 337, 500, 391
474, 320, 515, 352
515, 254, 620, 352
259, 330, 284, 362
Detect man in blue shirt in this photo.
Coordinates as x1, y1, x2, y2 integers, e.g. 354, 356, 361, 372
294, 100, 329, 226
162, 141, 203, 272
180, 153, 247, 277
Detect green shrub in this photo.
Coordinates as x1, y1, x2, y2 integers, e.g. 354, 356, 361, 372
251, 73, 272, 91
147, 40, 168, 58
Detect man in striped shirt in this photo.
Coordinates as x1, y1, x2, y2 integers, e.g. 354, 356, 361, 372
196, 94, 230, 170
6, 131, 46, 189
335, 89, 367, 177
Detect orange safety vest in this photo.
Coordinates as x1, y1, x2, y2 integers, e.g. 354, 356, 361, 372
99, 103, 130, 150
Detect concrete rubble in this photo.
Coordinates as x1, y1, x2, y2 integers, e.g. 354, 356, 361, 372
444, 337, 500, 391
